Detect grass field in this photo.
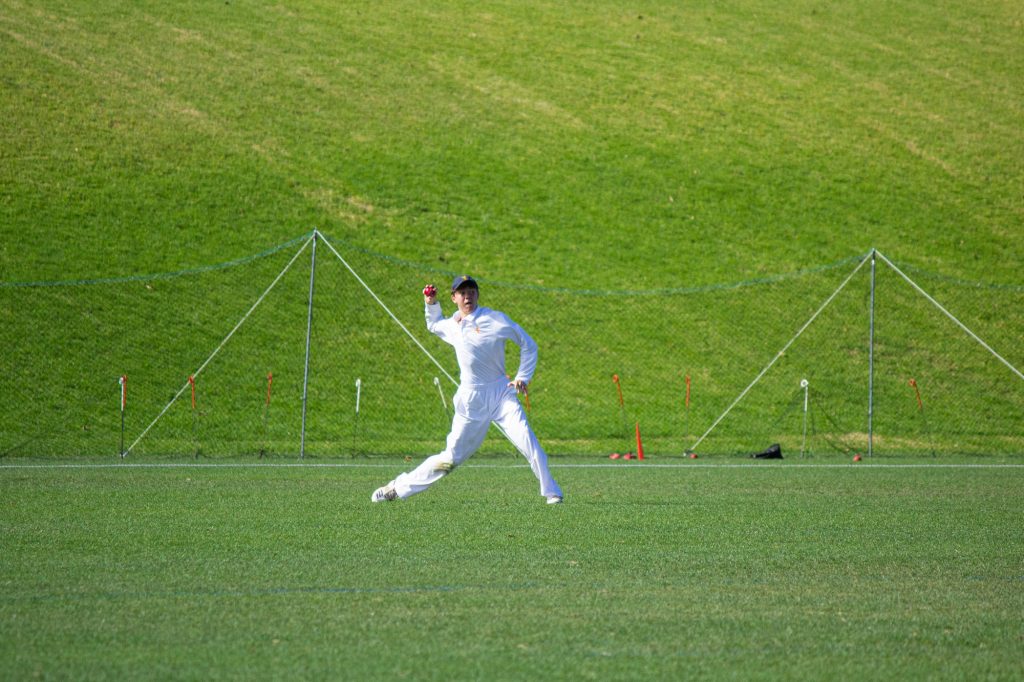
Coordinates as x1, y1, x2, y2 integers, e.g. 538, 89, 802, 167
2, 459, 1022, 679
2, 1, 1023, 677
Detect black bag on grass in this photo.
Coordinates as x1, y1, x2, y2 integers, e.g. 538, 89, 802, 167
751, 443, 783, 459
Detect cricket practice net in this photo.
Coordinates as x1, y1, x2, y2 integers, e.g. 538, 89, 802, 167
2, 231, 1022, 459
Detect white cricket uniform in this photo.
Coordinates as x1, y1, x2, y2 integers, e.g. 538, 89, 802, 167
392, 303, 563, 499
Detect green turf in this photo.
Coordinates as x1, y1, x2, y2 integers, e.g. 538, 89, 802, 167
1, 459, 1022, 679
2, 0, 1022, 677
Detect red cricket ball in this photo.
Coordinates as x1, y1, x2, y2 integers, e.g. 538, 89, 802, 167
423, 284, 437, 297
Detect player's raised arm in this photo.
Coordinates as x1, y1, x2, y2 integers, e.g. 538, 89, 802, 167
423, 284, 448, 337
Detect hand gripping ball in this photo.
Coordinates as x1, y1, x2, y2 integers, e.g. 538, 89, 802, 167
423, 284, 437, 297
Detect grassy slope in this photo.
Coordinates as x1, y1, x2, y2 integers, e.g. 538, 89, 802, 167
1, 0, 1021, 282
1, 462, 1022, 679
0, 0, 1021, 457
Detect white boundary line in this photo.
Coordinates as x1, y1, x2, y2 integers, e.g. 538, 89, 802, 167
1, 462, 1022, 470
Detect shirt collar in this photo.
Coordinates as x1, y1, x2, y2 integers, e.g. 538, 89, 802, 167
457, 307, 483, 324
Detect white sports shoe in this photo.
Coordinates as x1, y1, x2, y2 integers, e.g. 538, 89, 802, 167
546, 495, 563, 505
371, 482, 398, 503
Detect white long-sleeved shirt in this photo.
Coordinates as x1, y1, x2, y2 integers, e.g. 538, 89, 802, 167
425, 303, 537, 387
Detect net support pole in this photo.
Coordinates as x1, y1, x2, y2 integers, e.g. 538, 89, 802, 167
868, 249, 876, 457
300, 231, 319, 459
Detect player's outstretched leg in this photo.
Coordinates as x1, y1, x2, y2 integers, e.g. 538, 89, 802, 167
372, 410, 488, 502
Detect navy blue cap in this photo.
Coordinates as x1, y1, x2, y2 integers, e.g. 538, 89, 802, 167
451, 275, 478, 292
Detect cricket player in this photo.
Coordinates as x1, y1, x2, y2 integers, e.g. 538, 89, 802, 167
371, 275, 564, 504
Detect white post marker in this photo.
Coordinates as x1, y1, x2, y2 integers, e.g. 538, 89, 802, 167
119, 375, 127, 458
352, 378, 362, 457
433, 376, 448, 414
800, 379, 809, 458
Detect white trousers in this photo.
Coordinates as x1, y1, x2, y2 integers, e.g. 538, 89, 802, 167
393, 380, 563, 499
